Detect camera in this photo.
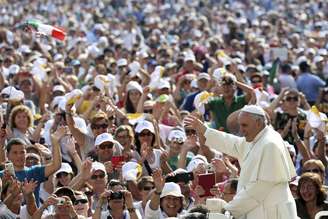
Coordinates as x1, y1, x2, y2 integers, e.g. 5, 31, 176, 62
57, 197, 66, 205
165, 172, 194, 184
110, 191, 123, 200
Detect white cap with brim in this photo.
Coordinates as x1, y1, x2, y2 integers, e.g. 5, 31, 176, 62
51, 96, 65, 109
135, 120, 155, 134
117, 58, 128, 67
9, 89, 24, 101
95, 133, 115, 146
91, 161, 106, 174
122, 161, 143, 181
314, 56, 324, 63
197, 73, 211, 81
186, 155, 208, 172
168, 129, 187, 143
56, 163, 73, 176
160, 182, 184, 199
8, 64, 20, 75
240, 105, 266, 117
126, 81, 143, 94
53, 85, 65, 93
156, 79, 170, 90
1, 86, 16, 96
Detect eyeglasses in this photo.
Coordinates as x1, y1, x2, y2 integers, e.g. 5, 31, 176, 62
84, 190, 93, 196
139, 132, 152, 137
285, 96, 298, 102
91, 173, 106, 180
91, 123, 108, 130
56, 172, 69, 178
304, 169, 322, 174
99, 143, 114, 150
143, 186, 155, 191
74, 199, 88, 205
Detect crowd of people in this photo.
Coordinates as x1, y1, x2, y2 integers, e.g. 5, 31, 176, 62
0, 0, 327, 218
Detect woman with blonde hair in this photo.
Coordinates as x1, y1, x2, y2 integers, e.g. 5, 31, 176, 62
9, 105, 48, 145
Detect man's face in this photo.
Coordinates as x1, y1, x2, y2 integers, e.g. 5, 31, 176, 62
89, 170, 107, 194
96, 141, 114, 162
91, 118, 109, 137
8, 144, 26, 169
238, 112, 261, 142
161, 196, 182, 217
221, 83, 235, 98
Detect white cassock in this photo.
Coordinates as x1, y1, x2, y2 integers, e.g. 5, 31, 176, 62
204, 126, 298, 219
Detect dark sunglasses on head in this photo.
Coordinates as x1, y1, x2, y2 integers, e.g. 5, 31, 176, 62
305, 169, 322, 174
285, 96, 298, 102
56, 172, 69, 178
74, 199, 88, 205
139, 132, 152, 137
91, 123, 108, 130
143, 186, 154, 191
99, 143, 114, 150
91, 173, 106, 180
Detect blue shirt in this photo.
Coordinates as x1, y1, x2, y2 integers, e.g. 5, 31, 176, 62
297, 73, 326, 102
180, 91, 200, 112
0, 165, 46, 207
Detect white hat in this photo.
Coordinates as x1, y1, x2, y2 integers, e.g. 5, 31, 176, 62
318, 49, 327, 56
51, 96, 65, 109
1, 86, 16, 96
91, 161, 106, 174
306, 48, 316, 55
156, 79, 170, 90
240, 105, 266, 117
135, 120, 155, 134
168, 129, 187, 143
160, 182, 184, 199
9, 88, 24, 101
56, 163, 73, 176
19, 45, 32, 53
206, 198, 227, 213
126, 81, 143, 93
194, 91, 213, 114
65, 89, 83, 105
213, 68, 227, 81
53, 54, 63, 61
53, 85, 65, 93
186, 155, 208, 172
313, 56, 324, 63
8, 64, 20, 75
197, 73, 211, 81
117, 58, 128, 67
129, 61, 141, 74
184, 54, 196, 62
95, 133, 115, 146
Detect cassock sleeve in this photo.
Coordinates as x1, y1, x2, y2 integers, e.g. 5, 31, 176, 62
204, 128, 245, 160
225, 180, 275, 218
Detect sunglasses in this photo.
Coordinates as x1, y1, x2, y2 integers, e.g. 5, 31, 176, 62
139, 132, 152, 137
91, 173, 106, 180
91, 123, 108, 130
99, 143, 114, 150
305, 169, 322, 174
74, 199, 88, 205
56, 172, 69, 178
144, 109, 153, 114
84, 190, 93, 196
143, 186, 154, 191
285, 96, 298, 102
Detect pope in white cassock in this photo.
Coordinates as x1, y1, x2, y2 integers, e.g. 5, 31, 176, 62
184, 105, 298, 219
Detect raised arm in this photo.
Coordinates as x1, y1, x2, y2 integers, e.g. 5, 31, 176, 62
184, 115, 244, 159
44, 126, 63, 178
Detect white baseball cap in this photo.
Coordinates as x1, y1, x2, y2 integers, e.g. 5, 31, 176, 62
91, 161, 106, 174
117, 58, 128, 67
313, 56, 324, 63
160, 182, 184, 199
135, 120, 155, 134
197, 73, 211, 81
186, 155, 208, 172
95, 133, 115, 146
56, 163, 73, 176
156, 79, 170, 90
168, 129, 187, 143
53, 85, 65, 93
126, 81, 143, 93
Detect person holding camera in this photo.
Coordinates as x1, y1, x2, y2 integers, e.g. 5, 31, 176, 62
93, 190, 141, 219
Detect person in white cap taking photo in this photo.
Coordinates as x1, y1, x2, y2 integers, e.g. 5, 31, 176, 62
184, 105, 298, 219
